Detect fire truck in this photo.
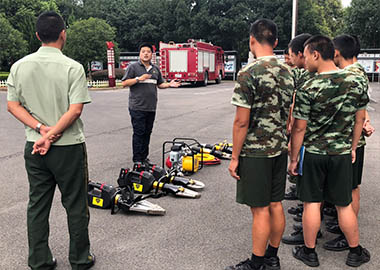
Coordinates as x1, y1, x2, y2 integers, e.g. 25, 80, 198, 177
159, 39, 225, 86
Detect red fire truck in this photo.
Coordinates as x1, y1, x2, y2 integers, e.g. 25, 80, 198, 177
159, 39, 225, 86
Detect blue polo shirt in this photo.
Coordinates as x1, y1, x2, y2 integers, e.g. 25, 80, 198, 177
122, 60, 164, 111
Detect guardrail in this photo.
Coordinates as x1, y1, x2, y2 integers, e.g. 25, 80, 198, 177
0, 80, 123, 88
87, 80, 123, 88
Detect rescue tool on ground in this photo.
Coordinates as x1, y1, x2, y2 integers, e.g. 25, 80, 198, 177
87, 181, 166, 215
163, 138, 205, 174
133, 161, 205, 190
159, 39, 225, 86
118, 168, 201, 199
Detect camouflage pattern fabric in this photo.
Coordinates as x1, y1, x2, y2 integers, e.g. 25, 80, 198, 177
231, 56, 294, 157
292, 67, 315, 93
344, 62, 369, 148
293, 69, 369, 155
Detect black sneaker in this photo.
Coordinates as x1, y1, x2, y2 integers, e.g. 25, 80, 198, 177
292, 246, 319, 267
288, 205, 303, 215
325, 217, 338, 227
282, 229, 304, 245
346, 247, 370, 267
144, 158, 155, 166
293, 212, 303, 222
264, 256, 280, 270
325, 223, 342, 235
323, 234, 349, 251
289, 184, 296, 192
284, 190, 297, 200
225, 259, 265, 270
282, 229, 322, 245
52, 257, 57, 269
323, 206, 337, 218
293, 222, 302, 231
85, 252, 96, 269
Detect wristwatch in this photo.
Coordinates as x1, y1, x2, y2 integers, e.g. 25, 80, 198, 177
35, 123, 42, 134
135, 77, 139, 83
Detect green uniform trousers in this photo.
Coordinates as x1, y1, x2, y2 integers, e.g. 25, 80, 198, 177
24, 142, 92, 270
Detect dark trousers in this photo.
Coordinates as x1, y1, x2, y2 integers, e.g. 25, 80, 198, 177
24, 142, 92, 270
129, 109, 156, 162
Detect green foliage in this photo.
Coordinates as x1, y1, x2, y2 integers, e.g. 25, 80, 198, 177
0, 0, 59, 53
1, 0, 374, 72
63, 17, 119, 74
345, 0, 380, 48
0, 14, 28, 68
0, 72, 10, 80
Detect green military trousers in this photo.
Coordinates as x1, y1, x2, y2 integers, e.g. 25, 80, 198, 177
24, 142, 92, 270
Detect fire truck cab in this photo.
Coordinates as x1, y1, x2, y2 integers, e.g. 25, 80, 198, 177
159, 39, 225, 86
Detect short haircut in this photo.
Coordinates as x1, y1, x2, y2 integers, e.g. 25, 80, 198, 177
36, 11, 65, 43
138, 42, 153, 52
249, 19, 277, 46
333, 34, 357, 59
351, 35, 361, 57
304, 35, 335, 61
288, 33, 312, 55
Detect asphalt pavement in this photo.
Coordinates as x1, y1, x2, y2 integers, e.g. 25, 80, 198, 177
0, 81, 379, 270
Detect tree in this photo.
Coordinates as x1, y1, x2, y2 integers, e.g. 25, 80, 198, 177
344, 0, 380, 48
64, 17, 119, 77
0, 0, 59, 53
0, 13, 28, 69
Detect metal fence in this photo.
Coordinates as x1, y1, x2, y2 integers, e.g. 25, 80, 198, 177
0, 80, 123, 89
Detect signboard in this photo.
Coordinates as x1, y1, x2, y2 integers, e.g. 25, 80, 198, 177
357, 59, 374, 73
225, 55, 236, 73
91, 61, 103, 71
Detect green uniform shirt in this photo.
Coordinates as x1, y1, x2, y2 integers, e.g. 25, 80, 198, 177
7, 46, 91, 145
292, 67, 315, 93
344, 62, 369, 148
293, 69, 369, 155
231, 55, 294, 157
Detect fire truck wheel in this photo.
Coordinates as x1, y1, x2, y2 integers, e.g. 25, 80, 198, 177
202, 72, 208, 86
215, 71, 222, 84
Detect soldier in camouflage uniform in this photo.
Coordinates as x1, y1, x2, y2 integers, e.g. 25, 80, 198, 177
282, 33, 323, 246
321, 34, 375, 251
227, 19, 294, 270
288, 35, 370, 268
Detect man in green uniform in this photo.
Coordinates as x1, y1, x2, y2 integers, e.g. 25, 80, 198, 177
282, 33, 324, 245
322, 34, 375, 251
7, 11, 95, 270
288, 35, 370, 268
284, 33, 313, 201
227, 18, 294, 270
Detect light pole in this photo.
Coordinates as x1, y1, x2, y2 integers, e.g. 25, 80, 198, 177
292, 0, 298, 39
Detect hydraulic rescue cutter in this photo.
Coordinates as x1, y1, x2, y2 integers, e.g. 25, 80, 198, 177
118, 168, 201, 199
87, 181, 166, 215
133, 162, 205, 191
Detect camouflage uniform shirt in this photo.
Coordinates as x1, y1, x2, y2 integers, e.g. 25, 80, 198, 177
292, 67, 315, 94
344, 62, 369, 148
231, 55, 294, 157
293, 69, 369, 155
